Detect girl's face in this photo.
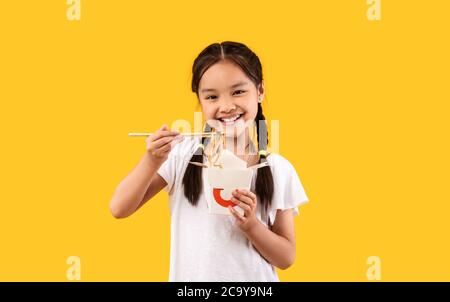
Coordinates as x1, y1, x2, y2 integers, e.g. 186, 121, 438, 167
198, 60, 264, 137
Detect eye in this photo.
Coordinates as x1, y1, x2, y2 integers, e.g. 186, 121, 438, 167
205, 95, 218, 100
233, 90, 246, 96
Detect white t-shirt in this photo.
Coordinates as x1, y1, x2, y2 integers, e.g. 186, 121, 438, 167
157, 137, 309, 282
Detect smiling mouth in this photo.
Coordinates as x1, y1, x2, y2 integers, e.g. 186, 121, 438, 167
217, 114, 243, 126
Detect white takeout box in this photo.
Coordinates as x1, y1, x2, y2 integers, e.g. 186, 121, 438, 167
205, 149, 254, 215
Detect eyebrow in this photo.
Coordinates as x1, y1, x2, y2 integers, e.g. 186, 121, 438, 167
200, 81, 249, 93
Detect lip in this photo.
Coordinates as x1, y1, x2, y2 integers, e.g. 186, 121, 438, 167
217, 113, 243, 126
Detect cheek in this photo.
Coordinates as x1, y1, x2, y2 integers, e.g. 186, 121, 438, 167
240, 99, 258, 120
200, 102, 216, 119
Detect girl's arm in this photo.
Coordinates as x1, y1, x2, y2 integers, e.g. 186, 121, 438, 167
109, 153, 167, 218
109, 125, 180, 218
228, 189, 297, 270
244, 209, 296, 270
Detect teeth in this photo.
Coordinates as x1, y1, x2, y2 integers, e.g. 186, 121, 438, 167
221, 114, 240, 122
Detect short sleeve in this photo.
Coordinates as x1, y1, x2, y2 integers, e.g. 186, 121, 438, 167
157, 150, 177, 194
267, 155, 309, 225
157, 137, 200, 194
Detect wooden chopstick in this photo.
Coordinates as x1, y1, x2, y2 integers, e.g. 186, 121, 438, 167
128, 132, 222, 137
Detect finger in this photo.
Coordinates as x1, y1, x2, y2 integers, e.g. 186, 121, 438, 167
161, 129, 180, 136
228, 206, 246, 223
147, 137, 169, 152
155, 142, 172, 155
147, 125, 179, 142
234, 193, 254, 207
160, 124, 180, 136
236, 189, 257, 201
232, 190, 255, 207
150, 135, 179, 150
149, 124, 170, 141
148, 140, 172, 156
231, 197, 251, 213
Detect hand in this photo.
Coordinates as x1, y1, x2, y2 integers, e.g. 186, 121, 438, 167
228, 189, 259, 232
145, 124, 182, 164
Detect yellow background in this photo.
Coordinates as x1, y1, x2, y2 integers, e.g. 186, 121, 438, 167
1, 0, 449, 281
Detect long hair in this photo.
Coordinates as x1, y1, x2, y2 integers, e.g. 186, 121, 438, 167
182, 41, 274, 219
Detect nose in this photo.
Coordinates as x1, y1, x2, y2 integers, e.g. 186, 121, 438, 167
218, 98, 236, 114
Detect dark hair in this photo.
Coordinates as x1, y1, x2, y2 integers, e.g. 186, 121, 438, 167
182, 41, 274, 220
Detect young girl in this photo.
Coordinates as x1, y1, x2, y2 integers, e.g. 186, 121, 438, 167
110, 41, 309, 282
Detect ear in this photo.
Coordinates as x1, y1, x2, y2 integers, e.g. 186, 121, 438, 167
257, 81, 265, 103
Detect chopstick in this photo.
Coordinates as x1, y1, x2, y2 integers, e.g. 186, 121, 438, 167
189, 160, 270, 170
188, 161, 209, 168
128, 132, 222, 137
